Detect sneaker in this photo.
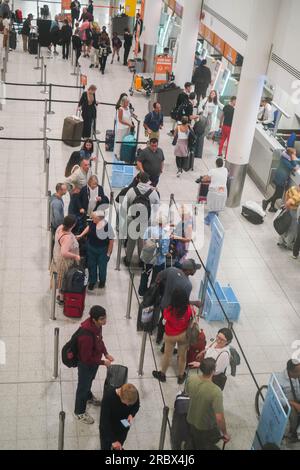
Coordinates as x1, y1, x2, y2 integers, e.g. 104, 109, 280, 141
74, 412, 94, 424
117, 56, 120, 62
262, 200, 268, 211
98, 281, 105, 288
87, 395, 101, 406
167, 130, 174, 136
89, 64, 94, 68
287, 433, 299, 443
177, 372, 187, 385
95, 65, 99, 68
152, 370, 166, 383
292, 255, 298, 259
88, 283, 95, 291
268, 206, 277, 213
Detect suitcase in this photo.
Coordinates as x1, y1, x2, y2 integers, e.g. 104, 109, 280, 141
105, 130, 115, 152
182, 151, 194, 172
171, 392, 191, 450
28, 35, 38, 55
120, 132, 137, 164
197, 180, 209, 203
241, 201, 266, 225
103, 365, 128, 396
62, 116, 84, 147
186, 329, 206, 366
9, 29, 17, 50
63, 289, 86, 318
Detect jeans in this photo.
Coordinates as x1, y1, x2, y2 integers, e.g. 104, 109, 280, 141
138, 263, 165, 296
150, 175, 160, 187
204, 211, 218, 226
125, 237, 143, 264
99, 55, 108, 73
74, 362, 99, 414
87, 244, 109, 285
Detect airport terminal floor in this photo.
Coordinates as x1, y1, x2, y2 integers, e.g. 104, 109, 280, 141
0, 0, 300, 452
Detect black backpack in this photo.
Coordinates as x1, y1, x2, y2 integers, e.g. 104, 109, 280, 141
130, 188, 153, 220
62, 265, 86, 293
61, 328, 94, 368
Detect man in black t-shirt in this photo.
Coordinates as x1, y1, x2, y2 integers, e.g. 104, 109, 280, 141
168, 82, 192, 136
218, 96, 236, 159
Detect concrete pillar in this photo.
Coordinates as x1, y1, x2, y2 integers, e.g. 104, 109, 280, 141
175, 0, 202, 88
226, 0, 281, 207
142, 0, 162, 73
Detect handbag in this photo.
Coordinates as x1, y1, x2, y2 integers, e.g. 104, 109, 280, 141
186, 308, 200, 347
212, 373, 227, 390
273, 207, 292, 235
172, 132, 178, 146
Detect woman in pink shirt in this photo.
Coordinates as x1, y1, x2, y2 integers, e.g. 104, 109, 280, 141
51, 215, 80, 306
152, 288, 193, 384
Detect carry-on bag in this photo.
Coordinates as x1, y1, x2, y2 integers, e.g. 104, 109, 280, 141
9, 28, 17, 50
120, 132, 137, 164
137, 283, 161, 333
63, 289, 86, 318
197, 179, 209, 203
105, 129, 115, 152
103, 365, 128, 396
62, 115, 84, 147
273, 207, 292, 235
28, 34, 38, 55
241, 201, 266, 225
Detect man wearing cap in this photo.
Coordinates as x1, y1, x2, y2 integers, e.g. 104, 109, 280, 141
157, 259, 202, 312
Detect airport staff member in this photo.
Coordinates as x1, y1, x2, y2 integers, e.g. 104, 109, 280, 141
257, 97, 274, 126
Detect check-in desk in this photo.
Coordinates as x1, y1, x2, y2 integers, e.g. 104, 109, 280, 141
248, 124, 285, 193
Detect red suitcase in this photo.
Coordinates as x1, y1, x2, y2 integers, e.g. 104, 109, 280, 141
186, 329, 206, 366
63, 289, 86, 318
198, 181, 209, 204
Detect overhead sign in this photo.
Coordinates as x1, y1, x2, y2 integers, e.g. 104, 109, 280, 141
213, 34, 225, 55
224, 43, 238, 65
252, 374, 291, 450
154, 55, 173, 85
203, 26, 215, 45
125, 0, 137, 18
199, 22, 206, 38
61, 0, 70, 10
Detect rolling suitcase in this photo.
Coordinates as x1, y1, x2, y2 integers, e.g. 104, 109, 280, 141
105, 129, 115, 152
62, 116, 84, 147
197, 179, 209, 203
241, 201, 266, 225
9, 28, 17, 50
171, 391, 191, 450
182, 151, 193, 172
28, 34, 38, 55
120, 132, 137, 164
103, 365, 128, 396
63, 289, 86, 318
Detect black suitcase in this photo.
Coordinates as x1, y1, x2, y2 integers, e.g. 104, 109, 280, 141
171, 392, 191, 450
273, 208, 292, 235
182, 151, 194, 172
103, 365, 128, 396
105, 130, 115, 152
28, 35, 38, 55
241, 201, 265, 225
9, 29, 17, 50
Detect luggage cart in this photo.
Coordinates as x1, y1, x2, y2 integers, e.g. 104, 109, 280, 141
128, 62, 153, 97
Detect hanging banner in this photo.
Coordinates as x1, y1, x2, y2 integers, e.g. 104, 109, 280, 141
154, 55, 173, 85
125, 0, 138, 18
224, 44, 238, 65
61, 0, 70, 10
213, 34, 225, 55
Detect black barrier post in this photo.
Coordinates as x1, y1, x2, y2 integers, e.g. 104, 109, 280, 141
34, 43, 41, 70
108, 192, 114, 226
95, 139, 99, 175
71, 45, 74, 66
37, 56, 44, 84
41, 65, 48, 94
126, 272, 134, 320
53, 327, 59, 379
115, 238, 122, 271
3, 58, 7, 76
49, 229, 53, 269
1, 68, 5, 82
158, 406, 170, 450
41, 99, 51, 133
47, 190, 51, 231
45, 145, 50, 197
50, 272, 57, 321
58, 411, 65, 450
47, 84, 55, 114
101, 161, 106, 188
138, 331, 147, 376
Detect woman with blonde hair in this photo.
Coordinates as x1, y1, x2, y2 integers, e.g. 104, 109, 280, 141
78, 84, 98, 138
114, 95, 134, 159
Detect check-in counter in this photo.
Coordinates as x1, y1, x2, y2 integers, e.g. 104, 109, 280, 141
248, 124, 285, 192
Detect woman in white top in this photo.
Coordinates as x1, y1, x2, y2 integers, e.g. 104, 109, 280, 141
114, 96, 134, 159
190, 327, 233, 390
202, 157, 228, 225
200, 90, 223, 134
173, 117, 190, 177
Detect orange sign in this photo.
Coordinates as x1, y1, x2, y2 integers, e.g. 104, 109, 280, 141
80, 74, 87, 87
57, 13, 72, 23
61, 0, 70, 10
154, 55, 173, 85
203, 26, 215, 45
224, 44, 238, 65
199, 22, 206, 38
213, 34, 225, 54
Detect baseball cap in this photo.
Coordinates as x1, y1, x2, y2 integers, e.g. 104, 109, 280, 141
181, 259, 201, 271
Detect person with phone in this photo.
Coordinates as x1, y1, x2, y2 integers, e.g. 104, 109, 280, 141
100, 384, 140, 450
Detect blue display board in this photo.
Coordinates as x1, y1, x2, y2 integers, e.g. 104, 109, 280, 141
205, 216, 225, 285
253, 374, 291, 450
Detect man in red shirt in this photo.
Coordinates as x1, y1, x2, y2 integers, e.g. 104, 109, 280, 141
74, 306, 114, 424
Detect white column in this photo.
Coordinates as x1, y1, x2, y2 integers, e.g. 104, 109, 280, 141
175, 0, 202, 88
226, 0, 281, 207
142, 0, 162, 73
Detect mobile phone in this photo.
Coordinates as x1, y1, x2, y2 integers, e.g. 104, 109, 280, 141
120, 419, 130, 428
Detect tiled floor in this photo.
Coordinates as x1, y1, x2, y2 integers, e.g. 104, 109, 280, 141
0, 2, 300, 451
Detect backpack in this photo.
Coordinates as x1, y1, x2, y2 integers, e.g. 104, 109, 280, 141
177, 102, 189, 121
130, 188, 153, 220
140, 239, 158, 264
229, 346, 241, 376
61, 328, 94, 368
15, 9, 23, 23
62, 265, 86, 293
